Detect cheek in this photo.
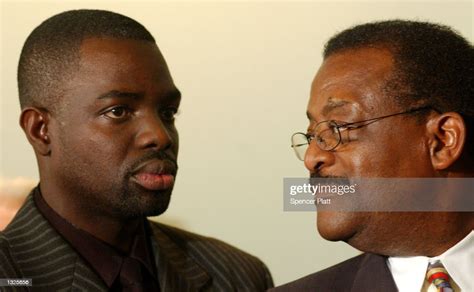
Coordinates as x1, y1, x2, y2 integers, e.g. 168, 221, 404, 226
342, 129, 432, 177
57, 123, 132, 171
335, 145, 383, 177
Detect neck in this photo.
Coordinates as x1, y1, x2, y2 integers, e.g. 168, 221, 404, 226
38, 181, 141, 253
349, 212, 474, 257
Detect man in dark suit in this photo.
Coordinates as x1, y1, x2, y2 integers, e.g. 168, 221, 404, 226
0, 10, 273, 291
274, 20, 473, 291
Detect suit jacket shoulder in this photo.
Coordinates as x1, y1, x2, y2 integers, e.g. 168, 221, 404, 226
149, 221, 274, 291
271, 253, 397, 292
0, 194, 108, 291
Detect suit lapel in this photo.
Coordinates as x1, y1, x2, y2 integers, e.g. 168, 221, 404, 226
4, 193, 107, 291
351, 253, 398, 292
7, 191, 212, 291
149, 223, 211, 291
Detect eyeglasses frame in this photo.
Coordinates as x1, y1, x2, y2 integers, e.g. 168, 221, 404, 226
291, 106, 435, 157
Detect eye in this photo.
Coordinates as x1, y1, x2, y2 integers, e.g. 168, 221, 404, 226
338, 123, 359, 132
103, 106, 131, 120
160, 107, 178, 122
316, 135, 325, 143
328, 121, 341, 133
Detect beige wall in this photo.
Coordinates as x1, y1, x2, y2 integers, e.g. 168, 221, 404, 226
1, 0, 472, 285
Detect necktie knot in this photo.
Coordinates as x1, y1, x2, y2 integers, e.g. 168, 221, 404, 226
426, 261, 453, 292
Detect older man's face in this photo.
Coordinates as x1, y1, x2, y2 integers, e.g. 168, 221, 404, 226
48, 38, 181, 219
305, 48, 435, 250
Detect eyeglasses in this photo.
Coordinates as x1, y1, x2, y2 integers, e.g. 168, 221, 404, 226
291, 106, 433, 161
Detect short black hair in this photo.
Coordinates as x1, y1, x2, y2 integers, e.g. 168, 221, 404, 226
323, 20, 473, 118
18, 9, 155, 110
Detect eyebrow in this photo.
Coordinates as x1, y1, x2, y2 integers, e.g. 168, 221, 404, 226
97, 90, 143, 100
306, 97, 351, 121
97, 89, 181, 102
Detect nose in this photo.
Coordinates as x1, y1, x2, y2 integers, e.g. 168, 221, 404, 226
304, 140, 335, 175
135, 112, 173, 151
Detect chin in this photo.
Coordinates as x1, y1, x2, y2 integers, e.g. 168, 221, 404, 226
116, 188, 173, 218
316, 211, 360, 242
140, 190, 173, 217
140, 197, 171, 217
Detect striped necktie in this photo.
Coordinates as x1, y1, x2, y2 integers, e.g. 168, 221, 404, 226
426, 261, 454, 292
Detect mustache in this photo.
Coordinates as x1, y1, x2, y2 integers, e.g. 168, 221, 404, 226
310, 173, 350, 185
310, 173, 347, 179
127, 151, 178, 175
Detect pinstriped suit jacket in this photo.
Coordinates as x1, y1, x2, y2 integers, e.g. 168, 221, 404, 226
0, 193, 273, 291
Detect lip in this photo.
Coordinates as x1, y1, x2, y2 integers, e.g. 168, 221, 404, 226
131, 159, 177, 191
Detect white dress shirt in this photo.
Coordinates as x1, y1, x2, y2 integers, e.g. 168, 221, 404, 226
387, 231, 473, 292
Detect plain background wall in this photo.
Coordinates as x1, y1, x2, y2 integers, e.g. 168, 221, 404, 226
1, 0, 472, 286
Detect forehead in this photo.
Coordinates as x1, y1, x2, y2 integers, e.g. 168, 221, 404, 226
57, 37, 175, 111
309, 47, 396, 120
75, 37, 172, 88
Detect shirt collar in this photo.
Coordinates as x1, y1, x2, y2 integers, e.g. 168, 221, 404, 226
387, 256, 428, 292
387, 231, 473, 292
438, 230, 473, 291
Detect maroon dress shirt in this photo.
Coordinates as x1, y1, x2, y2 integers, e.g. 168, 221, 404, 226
33, 188, 160, 291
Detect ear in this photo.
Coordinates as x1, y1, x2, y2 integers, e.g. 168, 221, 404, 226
19, 107, 52, 156
427, 112, 466, 170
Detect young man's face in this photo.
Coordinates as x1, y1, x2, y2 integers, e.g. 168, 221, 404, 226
49, 37, 181, 219
305, 47, 435, 252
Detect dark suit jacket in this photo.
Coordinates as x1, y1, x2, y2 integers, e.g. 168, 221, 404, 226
0, 194, 273, 291
270, 253, 398, 292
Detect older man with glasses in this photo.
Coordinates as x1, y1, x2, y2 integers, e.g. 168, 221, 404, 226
273, 20, 473, 292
